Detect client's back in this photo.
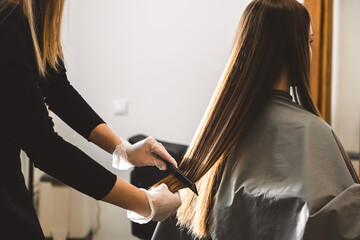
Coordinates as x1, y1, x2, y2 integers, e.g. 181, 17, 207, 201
212, 91, 360, 240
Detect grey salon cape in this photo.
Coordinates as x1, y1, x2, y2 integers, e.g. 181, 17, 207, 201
152, 91, 360, 240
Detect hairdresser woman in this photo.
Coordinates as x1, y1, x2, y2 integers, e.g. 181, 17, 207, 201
0, 1, 181, 239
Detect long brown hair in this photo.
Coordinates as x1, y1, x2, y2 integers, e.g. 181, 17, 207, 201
0, 0, 65, 76
155, 0, 319, 238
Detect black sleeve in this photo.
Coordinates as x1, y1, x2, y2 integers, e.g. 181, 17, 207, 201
39, 62, 105, 141
0, 9, 116, 200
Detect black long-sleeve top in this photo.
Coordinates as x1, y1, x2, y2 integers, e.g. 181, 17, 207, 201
0, 6, 117, 240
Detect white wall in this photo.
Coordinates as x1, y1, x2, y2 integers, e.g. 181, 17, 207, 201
332, 0, 360, 153
56, 1, 251, 239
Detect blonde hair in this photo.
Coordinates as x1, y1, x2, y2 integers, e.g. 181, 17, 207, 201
0, 0, 65, 76
155, 0, 318, 238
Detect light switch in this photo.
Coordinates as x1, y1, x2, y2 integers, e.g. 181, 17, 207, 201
113, 99, 128, 115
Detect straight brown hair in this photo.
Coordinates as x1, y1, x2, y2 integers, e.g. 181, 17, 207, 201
0, 0, 65, 76
155, 0, 319, 238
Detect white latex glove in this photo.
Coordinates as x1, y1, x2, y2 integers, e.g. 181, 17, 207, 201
127, 183, 182, 224
112, 136, 177, 171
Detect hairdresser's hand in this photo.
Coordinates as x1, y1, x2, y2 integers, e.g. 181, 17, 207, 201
128, 183, 182, 223
112, 136, 177, 170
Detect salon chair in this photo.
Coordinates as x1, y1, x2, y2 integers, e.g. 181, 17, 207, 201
128, 134, 188, 240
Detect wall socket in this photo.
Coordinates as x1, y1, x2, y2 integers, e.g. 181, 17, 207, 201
113, 99, 128, 115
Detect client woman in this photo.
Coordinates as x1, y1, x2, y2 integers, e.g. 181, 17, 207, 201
152, 0, 360, 239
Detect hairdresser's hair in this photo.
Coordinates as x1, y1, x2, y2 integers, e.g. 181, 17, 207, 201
154, 0, 319, 238
0, 0, 65, 76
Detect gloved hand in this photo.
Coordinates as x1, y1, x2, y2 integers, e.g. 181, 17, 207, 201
127, 183, 182, 223
112, 136, 177, 170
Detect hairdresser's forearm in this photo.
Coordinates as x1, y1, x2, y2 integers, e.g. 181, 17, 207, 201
102, 177, 151, 216
89, 123, 122, 154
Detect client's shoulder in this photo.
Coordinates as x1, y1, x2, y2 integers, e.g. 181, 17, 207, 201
264, 96, 331, 132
